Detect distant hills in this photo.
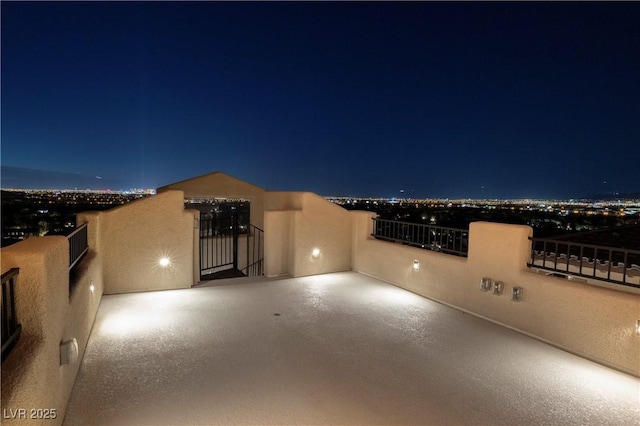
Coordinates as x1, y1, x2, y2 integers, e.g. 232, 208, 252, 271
1, 166, 124, 190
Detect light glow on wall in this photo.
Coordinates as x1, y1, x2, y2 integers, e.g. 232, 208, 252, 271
159, 257, 171, 267
312, 248, 320, 258
413, 259, 420, 271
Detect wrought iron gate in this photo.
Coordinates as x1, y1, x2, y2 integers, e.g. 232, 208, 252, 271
200, 213, 238, 277
199, 212, 264, 280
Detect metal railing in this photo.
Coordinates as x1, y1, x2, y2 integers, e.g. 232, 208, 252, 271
2, 268, 22, 362
242, 224, 264, 277
68, 223, 89, 270
372, 218, 468, 257
200, 215, 238, 275
528, 237, 640, 288
200, 214, 264, 279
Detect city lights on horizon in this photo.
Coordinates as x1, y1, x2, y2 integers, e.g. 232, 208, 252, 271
1, 187, 157, 195
2, 187, 640, 206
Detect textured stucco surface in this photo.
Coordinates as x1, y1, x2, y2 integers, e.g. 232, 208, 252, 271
1, 233, 103, 426
64, 272, 639, 425
98, 190, 196, 294
157, 171, 266, 229
264, 191, 352, 277
351, 213, 640, 376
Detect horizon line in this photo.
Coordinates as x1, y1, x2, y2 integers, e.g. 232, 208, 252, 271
2, 187, 639, 203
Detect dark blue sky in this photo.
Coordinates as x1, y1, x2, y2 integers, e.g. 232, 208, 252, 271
2, 2, 639, 198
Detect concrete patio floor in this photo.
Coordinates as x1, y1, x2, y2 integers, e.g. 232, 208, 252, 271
64, 272, 639, 425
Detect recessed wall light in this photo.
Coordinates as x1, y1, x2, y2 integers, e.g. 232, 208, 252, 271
511, 286, 523, 302
413, 259, 420, 271
481, 277, 492, 292
312, 248, 320, 258
159, 257, 171, 267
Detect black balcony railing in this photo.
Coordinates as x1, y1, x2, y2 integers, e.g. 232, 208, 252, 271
2, 268, 22, 362
528, 237, 640, 288
372, 218, 468, 257
242, 224, 264, 277
68, 223, 89, 270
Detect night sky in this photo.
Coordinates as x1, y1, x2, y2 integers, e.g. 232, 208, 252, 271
2, 2, 639, 199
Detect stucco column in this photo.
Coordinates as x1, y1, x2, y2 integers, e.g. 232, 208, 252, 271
468, 221, 533, 284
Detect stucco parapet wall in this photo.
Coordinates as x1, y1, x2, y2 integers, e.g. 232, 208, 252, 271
1, 236, 69, 338
353, 232, 468, 302
157, 171, 266, 230
157, 171, 266, 196
1, 236, 70, 425
289, 192, 352, 277
264, 191, 305, 211
265, 191, 350, 213
350, 217, 640, 376
98, 190, 197, 293
263, 191, 351, 278
468, 221, 532, 277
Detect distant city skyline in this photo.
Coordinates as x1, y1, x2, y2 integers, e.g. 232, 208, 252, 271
1, 165, 639, 201
2, 2, 639, 199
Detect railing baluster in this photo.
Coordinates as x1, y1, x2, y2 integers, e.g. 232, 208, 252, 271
371, 218, 468, 257
241, 224, 264, 277
2, 268, 22, 362
68, 223, 89, 271
527, 236, 639, 289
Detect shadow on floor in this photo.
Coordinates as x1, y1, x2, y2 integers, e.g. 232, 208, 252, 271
200, 268, 246, 280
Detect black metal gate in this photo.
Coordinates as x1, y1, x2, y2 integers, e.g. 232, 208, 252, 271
200, 212, 238, 278
199, 212, 264, 280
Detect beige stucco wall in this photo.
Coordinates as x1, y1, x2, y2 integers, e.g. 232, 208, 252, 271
264, 192, 351, 278
1, 225, 103, 425
96, 190, 197, 294
264, 210, 294, 277
351, 212, 640, 377
159, 174, 351, 279
158, 171, 266, 230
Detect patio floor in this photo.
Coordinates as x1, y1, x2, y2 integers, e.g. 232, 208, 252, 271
64, 272, 639, 425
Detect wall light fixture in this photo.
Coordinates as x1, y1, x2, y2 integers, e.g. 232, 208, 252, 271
481, 277, 492, 292
493, 281, 504, 296
312, 248, 320, 258
413, 259, 420, 271
511, 286, 523, 302
159, 257, 171, 267
60, 338, 79, 365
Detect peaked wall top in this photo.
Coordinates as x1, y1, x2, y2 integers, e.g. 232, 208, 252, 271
157, 171, 266, 198
158, 171, 266, 228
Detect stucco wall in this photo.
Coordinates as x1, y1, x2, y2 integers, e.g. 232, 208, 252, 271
264, 210, 294, 277
351, 212, 640, 377
97, 190, 197, 294
158, 171, 266, 230
264, 192, 352, 278
1, 226, 103, 425
290, 193, 352, 277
